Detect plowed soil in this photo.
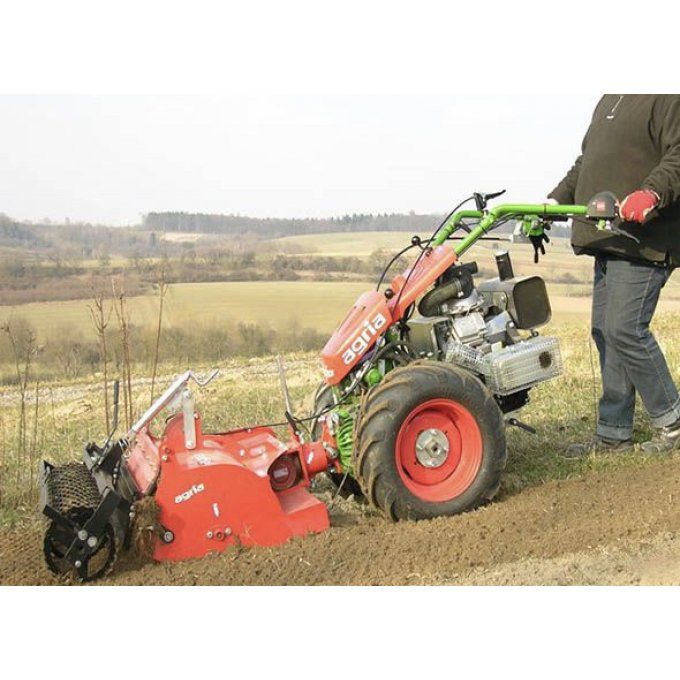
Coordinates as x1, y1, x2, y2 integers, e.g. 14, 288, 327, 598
4, 457, 680, 586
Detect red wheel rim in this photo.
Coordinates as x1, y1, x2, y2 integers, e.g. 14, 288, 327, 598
395, 398, 482, 502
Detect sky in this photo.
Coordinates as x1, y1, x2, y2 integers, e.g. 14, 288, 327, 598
0, 94, 599, 226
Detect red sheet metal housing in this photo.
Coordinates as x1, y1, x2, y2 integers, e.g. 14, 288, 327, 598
126, 413, 331, 562
320, 290, 392, 385
321, 245, 457, 385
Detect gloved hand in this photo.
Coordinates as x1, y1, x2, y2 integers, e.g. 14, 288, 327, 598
620, 189, 659, 223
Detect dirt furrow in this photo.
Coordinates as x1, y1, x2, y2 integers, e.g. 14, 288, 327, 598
3, 456, 680, 585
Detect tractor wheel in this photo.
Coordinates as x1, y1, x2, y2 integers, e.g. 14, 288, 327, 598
311, 383, 364, 499
354, 362, 506, 521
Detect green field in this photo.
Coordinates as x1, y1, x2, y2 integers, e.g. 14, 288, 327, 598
272, 230, 433, 257
273, 228, 577, 261
273, 230, 680, 297
5, 231, 680, 342
273, 231, 595, 286
0, 281, 369, 339
5, 252, 680, 342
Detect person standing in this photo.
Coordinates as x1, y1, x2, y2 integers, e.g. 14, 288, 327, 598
549, 94, 680, 456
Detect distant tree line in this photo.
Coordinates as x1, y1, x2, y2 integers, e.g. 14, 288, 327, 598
142, 210, 572, 239
142, 211, 444, 236
0, 212, 152, 258
0, 209, 572, 262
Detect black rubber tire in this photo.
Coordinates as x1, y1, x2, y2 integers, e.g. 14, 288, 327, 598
311, 383, 364, 499
354, 361, 506, 521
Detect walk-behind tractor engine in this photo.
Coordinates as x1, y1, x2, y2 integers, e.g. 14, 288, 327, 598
40, 190, 623, 580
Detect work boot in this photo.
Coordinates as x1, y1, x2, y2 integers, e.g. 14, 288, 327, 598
563, 436, 634, 459
640, 418, 680, 454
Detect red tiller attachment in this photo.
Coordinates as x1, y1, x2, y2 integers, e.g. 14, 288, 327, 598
39, 369, 339, 581
127, 412, 333, 561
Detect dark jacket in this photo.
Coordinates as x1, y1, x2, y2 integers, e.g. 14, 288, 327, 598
549, 94, 680, 266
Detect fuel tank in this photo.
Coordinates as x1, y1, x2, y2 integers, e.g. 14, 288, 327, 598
320, 290, 392, 385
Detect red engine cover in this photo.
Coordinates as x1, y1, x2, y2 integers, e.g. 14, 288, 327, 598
320, 246, 458, 385
320, 290, 392, 385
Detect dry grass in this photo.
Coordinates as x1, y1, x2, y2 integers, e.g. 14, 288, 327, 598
0, 351, 321, 523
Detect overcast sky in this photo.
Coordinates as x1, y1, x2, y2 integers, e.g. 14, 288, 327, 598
0, 94, 599, 225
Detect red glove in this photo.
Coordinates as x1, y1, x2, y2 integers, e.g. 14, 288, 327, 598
620, 189, 659, 223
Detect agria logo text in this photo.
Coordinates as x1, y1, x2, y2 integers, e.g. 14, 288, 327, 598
175, 483, 205, 504
341, 313, 387, 366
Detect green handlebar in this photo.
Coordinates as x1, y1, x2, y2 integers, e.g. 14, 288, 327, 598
431, 203, 588, 256
431, 210, 483, 248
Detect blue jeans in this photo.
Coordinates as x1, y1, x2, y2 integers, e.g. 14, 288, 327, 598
591, 257, 680, 441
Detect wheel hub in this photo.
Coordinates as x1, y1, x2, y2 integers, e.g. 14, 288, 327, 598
395, 398, 483, 503
415, 428, 450, 468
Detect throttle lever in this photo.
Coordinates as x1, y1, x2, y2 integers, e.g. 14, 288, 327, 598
485, 189, 507, 201
586, 191, 641, 244
474, 189, 507, 211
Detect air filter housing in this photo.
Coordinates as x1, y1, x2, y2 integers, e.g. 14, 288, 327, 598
478, 275, 552, 330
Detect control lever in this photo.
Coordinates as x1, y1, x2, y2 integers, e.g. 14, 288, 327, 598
601, 218, 641, 244
474, 189, 507, 212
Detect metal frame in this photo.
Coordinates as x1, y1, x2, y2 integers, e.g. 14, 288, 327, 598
433, 203, 589, 254
127, 369, 219, 441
